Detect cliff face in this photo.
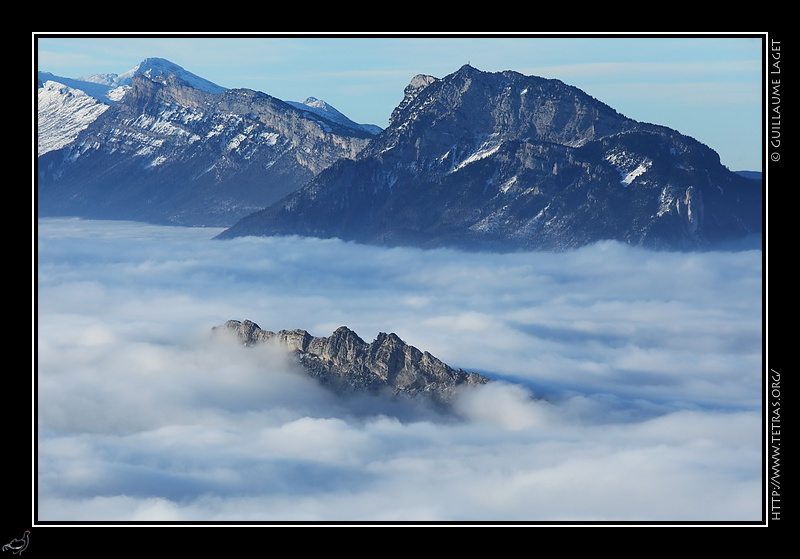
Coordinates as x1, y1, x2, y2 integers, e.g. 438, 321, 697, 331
217, 319, 489, 406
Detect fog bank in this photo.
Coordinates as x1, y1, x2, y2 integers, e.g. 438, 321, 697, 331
36, 218, 763, 522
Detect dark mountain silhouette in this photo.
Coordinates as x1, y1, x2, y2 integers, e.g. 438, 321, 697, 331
218, 65, 762, 252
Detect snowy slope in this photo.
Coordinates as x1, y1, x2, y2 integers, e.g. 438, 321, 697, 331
37, 58, 379, 227
37, 81, 110, 156
113, 57, 227, 94
37, 58, 381, 157
37, 71, 127, 103
37, 58, 229, 156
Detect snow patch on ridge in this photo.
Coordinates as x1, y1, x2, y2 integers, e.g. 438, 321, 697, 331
452, 139, 503, 173
606, 151, 652, 187
500, 176, 518, 193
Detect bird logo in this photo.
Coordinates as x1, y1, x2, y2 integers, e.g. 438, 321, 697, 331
2, 531, 29, 555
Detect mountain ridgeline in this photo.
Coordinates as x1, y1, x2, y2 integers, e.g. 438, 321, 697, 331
37, 59, 762, 251
37, 59, 377, 226
217, 65, 762, 251
216, 319, 490, 407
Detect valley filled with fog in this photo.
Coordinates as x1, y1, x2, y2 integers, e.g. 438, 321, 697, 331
36, 217, 763, 522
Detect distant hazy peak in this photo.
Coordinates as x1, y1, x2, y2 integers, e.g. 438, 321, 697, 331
119, 57, 227, 94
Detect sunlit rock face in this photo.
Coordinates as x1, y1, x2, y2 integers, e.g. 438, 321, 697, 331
216, 319, 489, 407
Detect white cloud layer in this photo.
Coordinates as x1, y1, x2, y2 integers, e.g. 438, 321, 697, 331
35, 218, 763, 523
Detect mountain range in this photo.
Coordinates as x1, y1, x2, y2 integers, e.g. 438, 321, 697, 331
37, 58, 762, 251
37, 58, 379, 226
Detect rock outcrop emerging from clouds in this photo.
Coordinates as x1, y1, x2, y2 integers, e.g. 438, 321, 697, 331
216, 319, 489, 406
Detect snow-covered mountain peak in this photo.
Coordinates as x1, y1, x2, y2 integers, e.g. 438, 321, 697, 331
37, 57, 379, 161
128, 57, 185, 77
37, 57, 378, 225
117, 57, 227, 94
61, 57, 227, 96
287, 96, 382, 135
302, 96, 327, 109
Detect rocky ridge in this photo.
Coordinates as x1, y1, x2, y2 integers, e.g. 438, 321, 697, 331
37, 61, 377, 226
216, 319, 489, 406
218, 64, 762, 251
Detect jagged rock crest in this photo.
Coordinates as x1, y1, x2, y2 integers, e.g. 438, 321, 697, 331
216, 319, 489, 407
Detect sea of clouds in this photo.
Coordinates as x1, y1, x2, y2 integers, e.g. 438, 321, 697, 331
35, 217, 763, 523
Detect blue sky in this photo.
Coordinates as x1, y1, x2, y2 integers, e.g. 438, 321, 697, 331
35, 33, 765, 171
